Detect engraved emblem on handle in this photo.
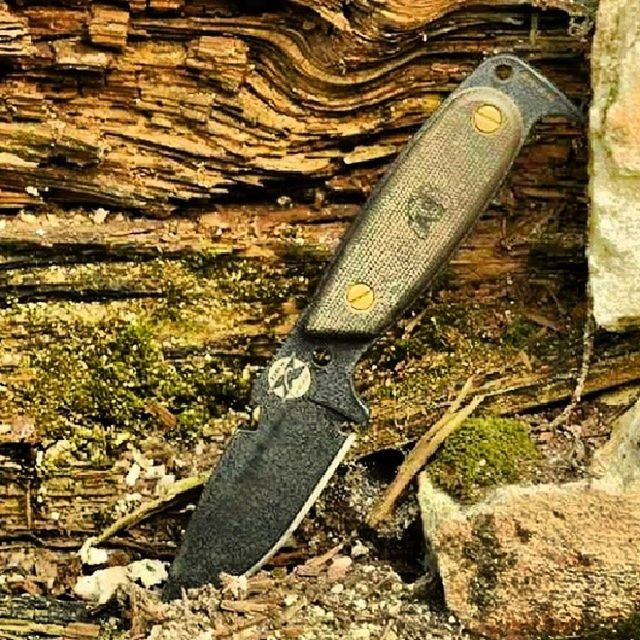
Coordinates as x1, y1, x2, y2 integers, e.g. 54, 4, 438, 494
406, 192, 445, 239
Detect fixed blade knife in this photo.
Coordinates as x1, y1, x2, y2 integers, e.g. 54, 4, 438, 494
164, 55, 581, 599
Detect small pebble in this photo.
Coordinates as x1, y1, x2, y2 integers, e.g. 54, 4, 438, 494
125, 462, 141, 486
350, 541, 369, 558
353, 598, 367, 611
310, 605, 325, 618
327, 555, 352, 581
284, 594, 298, 607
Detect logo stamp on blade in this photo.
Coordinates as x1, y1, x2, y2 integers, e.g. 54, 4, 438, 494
267, 353, 312, 399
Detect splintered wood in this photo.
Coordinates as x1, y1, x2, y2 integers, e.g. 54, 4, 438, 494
88, 5, 130, 51
0, 0, 589, 215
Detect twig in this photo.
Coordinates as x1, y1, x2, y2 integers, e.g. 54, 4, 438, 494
92, 471, 209, 546
220, 600, 271, 614
550, 307, 595, 430
214, 615, 267, 638
368, 393, 484, 526
440, 376, 476, 420
295, 543, 343, 577
25, 480, 32, 531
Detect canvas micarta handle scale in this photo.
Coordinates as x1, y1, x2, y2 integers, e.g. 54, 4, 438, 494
303, 55, 581, 338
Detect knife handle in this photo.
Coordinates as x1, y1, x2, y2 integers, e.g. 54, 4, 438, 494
302, 56, 580, 339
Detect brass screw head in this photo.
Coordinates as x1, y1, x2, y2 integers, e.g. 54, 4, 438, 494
473, 104, 503, 134
346, 282, 375, 311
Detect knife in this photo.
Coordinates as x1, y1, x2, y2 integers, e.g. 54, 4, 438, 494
164, 54, 581, 599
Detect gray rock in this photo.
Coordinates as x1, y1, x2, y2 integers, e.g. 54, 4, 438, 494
589, 0, 640, 330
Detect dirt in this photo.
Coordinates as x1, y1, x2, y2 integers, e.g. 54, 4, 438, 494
127, 553, 472, 640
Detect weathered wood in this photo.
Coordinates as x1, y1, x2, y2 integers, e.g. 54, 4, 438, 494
0, 595, 100, 638
0, 0, 630, 611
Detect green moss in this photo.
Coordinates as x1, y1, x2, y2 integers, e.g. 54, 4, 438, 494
24, 318, 252, 466
184, 254, 322, 307
216, 259, 293, 304
594, 614, 640, 640
426, 417, 540, 502
29, 321, 166, 429
502, 317, 538, 348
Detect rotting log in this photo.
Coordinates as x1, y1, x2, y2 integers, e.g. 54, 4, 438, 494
0, 595, 100, 639
0, 0, 637, 632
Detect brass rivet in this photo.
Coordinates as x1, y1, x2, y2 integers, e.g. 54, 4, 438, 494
346, 283, 375, 311
473, 104, 503, 134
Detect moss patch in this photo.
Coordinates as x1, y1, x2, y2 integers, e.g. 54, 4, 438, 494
24, 318, 252, 467
426, 417, 540, 502
501, 317, 539, 349
185, 254, 322, 307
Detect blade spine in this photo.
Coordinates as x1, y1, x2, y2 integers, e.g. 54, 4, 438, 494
242, 432, 356, 578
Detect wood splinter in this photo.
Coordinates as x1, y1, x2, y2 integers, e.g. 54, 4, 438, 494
369, 378, 484, 526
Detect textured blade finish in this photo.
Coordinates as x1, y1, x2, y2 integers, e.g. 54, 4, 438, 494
164, 401, 351, 600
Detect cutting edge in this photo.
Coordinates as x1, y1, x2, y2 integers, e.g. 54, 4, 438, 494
242, 432, 356, 578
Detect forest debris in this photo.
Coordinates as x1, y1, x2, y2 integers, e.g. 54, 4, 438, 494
294, 543, 344, 577
128, 560, 168, 589
0, 414, 37, 444
0, 595, 100, 638
220, 599, 271, 614
74, 566, 129, 605
64, 622, 102, 639
74, 559, 167, 604
146, 401, 178, 430
91, 207, 109, 224
143, 561, 468, 640
92, 471, 209, 546
350, 541, 369, 558
79, 539, 108, 566
125, 462, 141, 487
215, 615, 268, 638
549, 310, 594, 429
219, 573, 248, 598
369, 379, 483, 526
326, 555, 352, 582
